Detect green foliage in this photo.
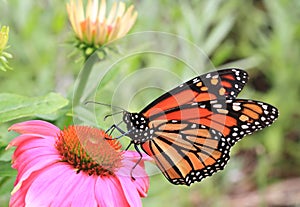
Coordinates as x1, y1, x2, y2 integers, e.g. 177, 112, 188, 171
0, 161, 16, 177
0, 92, 69, 123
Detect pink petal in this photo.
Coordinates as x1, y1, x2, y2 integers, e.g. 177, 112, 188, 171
123, 150, 153, 162
118, 176, 143, 207
132, 176, 149, 197
70, 174, 97, 207
13, 141, 56, 157
117, 151, 151, 197
13, 147, 58, 170
7, 133, 55, 150
14, 154, 60, 185
10, 170, 40, 207
25, 163, 77, 206
95, 176, 129, 207
48, 166, 87, 207
9, 120, 60, 137
117, 157, 149, 181
117, 160, 149, 197
13, 135, 58, 163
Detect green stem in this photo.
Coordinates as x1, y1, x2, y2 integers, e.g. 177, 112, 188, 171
73, 54, 98, 107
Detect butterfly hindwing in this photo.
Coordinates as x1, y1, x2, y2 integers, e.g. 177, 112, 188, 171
140, 99, 278, 185
208, 99, 279, 145
141, 122, 230, 185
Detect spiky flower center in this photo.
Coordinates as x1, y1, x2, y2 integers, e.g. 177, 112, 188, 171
55, 126, 122, 176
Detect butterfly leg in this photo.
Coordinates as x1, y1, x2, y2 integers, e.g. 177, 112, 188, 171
105, 121, 132, 140
105, 121, 124, 135
129, 144, 143, 181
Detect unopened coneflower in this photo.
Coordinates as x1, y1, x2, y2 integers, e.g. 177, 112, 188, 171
0, 25, 12, 71
67, 0, 138, 59
7, 120, 151, 207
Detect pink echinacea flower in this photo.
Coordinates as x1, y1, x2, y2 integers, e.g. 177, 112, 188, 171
7, 120, 151, 207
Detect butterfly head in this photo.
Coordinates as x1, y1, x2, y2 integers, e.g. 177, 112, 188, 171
123, 112, 153, 144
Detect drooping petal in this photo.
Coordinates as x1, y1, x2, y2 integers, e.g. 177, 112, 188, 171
118, 176, 143, 207
70, 173, 97, 207
117, 151, 151, 198
10, 134, 58, 169
9, 120, 60, 137
10, 170, 40, 207
48, 166, 87, 207
123, 150, 153, 162
24, 164, 69, 206
14, 154, 60, 186
117, 159, 149, 198
12, 136, 56, 153
95, 176, 129, 207
8, 134, 56, 151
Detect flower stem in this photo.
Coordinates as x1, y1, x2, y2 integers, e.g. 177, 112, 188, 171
73, 54, 99, 107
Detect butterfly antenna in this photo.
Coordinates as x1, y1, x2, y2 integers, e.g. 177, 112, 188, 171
85, 101, 128, 121
104, 111, 124, 121
85, 100, 126, 111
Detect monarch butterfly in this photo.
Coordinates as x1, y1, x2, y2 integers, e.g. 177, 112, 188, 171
110, 68, 278, 186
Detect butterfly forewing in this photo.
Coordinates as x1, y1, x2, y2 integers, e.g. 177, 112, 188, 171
141, 68, 248, 118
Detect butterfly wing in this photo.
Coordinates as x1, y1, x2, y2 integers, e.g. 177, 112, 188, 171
141, 99, 278, 185
141, 122, 229, 185
141, 68, 248, 118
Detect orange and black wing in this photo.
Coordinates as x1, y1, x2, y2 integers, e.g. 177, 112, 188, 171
141, 99, 278, 185
141, 68, 248, 118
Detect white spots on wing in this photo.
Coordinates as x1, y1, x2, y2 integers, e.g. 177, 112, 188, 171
232, 103, 241, 111
193, 78, 200, 83
206, 73, 212, 78
213, 104, 223, 109
212, 74, 219, 79
210, 100, 218, 104
241, 125, 249, 129
262, 104, 268, 110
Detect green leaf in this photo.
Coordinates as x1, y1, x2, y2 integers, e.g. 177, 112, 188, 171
0, 161, 16, 177
0, 92, 69, 123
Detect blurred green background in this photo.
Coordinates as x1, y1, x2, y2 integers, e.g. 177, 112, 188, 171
1, 0, 300, 206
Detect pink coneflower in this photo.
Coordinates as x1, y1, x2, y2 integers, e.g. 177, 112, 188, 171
7, 120, 151, 207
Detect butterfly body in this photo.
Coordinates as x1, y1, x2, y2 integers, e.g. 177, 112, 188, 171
123, 112, 154, 144
120, 68, 278, 185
